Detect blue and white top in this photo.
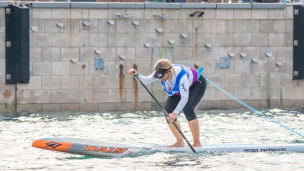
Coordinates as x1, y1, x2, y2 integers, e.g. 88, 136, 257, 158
137, 64, 199, 115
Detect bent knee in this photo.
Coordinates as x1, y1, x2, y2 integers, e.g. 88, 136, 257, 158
186, 115, 197, 121
183, 108, 197, 121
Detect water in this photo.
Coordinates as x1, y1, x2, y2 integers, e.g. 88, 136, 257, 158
1, 108, 304, 171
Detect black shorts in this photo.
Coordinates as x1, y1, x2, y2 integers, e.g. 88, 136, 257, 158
163, 76, 207, 122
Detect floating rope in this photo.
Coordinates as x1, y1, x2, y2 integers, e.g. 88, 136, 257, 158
204, 75, 304, 138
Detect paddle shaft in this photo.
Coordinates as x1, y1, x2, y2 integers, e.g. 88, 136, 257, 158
134, 75, 197, 153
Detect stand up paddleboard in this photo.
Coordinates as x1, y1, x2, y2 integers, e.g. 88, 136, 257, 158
32, 137, 304, 157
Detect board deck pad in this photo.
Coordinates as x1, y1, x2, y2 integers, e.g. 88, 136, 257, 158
32, 137, 304, 157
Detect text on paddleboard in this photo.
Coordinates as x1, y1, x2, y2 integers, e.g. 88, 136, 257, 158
244, 148, 286, 152
84, 146, 128, 154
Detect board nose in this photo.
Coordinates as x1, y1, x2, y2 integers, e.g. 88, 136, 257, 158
32, 139, 73, 152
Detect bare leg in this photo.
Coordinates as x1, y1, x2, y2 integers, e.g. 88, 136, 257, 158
188, 119, 202, 147
167, 120, 185, 147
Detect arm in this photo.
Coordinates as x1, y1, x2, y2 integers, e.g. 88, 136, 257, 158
128, 68, 158, 84
173, 75, 190, 114
167, 75, 190, 123
137, 73, 158, 84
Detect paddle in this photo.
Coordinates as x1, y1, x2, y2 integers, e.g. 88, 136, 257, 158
133, 75, 197, 153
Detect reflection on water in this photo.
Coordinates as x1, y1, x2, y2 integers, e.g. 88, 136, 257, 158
1, 108, 304, 171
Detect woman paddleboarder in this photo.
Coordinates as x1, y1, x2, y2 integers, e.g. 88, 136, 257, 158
128, 59, 207, 147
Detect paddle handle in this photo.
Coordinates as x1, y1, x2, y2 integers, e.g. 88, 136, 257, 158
134, 75, 197, 153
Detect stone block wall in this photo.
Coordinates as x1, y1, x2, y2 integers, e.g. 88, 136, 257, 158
0, 3, 303, 114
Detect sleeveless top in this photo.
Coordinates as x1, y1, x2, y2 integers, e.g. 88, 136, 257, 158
160, 64, 199, 96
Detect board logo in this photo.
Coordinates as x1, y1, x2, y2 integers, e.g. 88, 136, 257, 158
84, 146, 128, 154
244, 148, 286, 152
46, 141, 62, 149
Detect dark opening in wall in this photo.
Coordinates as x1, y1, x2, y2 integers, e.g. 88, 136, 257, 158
293, 5, 304, 80
5, 4, 30, 84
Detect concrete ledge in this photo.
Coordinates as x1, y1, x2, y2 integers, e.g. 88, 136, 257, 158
30, 2, 70, 8
108, 3, 145, 9
28, 2, 288, 9
171, 3, 181, 9
252, 3, 287, 9
71, 2, 107, 8
0, 2, 8, 7
180, 3, 217, 9
217, 3, 252, 9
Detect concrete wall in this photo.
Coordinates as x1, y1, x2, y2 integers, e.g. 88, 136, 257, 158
0, 2, 303, 114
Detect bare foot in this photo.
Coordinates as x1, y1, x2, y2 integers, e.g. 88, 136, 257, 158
192, 143, 202, 147
168, 142, 185, 148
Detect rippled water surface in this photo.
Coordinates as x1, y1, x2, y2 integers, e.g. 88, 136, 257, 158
1, 108, 304, 171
